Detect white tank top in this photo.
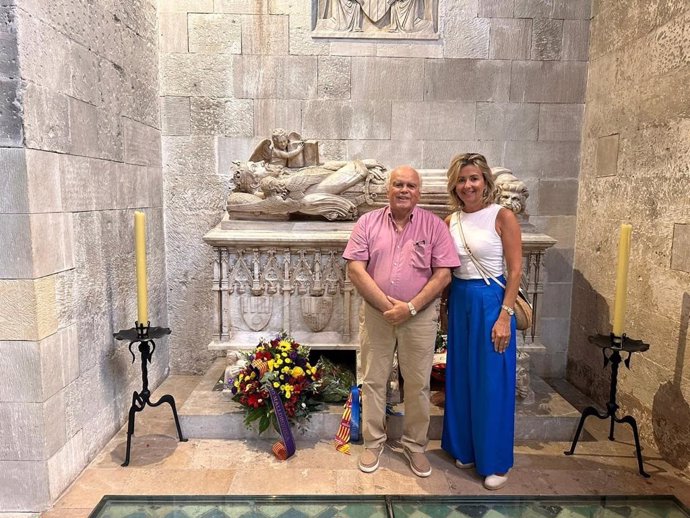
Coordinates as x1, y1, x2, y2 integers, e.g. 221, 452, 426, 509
450, 204, 504, 280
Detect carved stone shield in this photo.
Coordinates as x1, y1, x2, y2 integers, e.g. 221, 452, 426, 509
360, 0, 391, 22
300, 296, 333, 332
241, 294, 273, 331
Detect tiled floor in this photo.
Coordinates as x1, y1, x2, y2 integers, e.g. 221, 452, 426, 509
40, 375, 690, 518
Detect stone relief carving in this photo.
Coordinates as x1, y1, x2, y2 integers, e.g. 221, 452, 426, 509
301, 296, 334, 332
492, 166, 530, 222
516, 349, 534, 404
219, 247, 349, 340
240, 294, 272, 331
227, 129, 387, 221
313, 0, 438, 38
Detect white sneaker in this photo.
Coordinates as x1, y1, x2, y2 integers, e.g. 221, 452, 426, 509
484, 474, 508, 490
454, 459, 475, 469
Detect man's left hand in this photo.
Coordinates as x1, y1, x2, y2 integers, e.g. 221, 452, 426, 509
383, 296, 412, 325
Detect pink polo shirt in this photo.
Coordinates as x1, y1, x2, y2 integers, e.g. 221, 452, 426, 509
343, 206, 460, 302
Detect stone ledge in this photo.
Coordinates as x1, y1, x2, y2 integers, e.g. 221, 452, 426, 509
312, 30, 439, 40
179, 358, 582, 442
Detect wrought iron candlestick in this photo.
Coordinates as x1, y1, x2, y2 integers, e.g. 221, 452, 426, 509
113, 321, 187, 467
564, 333, 650, 477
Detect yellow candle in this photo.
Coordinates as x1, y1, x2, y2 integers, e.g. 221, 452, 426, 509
134, 211, 148, 324
611, 223, 632, 336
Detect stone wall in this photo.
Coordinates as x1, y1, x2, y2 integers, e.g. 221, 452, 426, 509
160, 0, 591, 376
0, 0, 165, 512
569, 1, 690, 471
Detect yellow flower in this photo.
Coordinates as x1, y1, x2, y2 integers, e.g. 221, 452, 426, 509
278, 340, 292, 351
282, 352, 288, 357
249, 371, 256, 379
282, 366, 290, 374
275, 358, 283, 366
285, 358, 292, 364
292, 366, 304, 378
267, 359, 275, 371
273, 382, 280, 388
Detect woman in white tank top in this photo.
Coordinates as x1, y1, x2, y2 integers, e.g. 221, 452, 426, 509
440, 153, 523, 490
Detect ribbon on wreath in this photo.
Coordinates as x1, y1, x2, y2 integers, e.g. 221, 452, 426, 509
252, 359, 296, 461
335, 386, 361, 454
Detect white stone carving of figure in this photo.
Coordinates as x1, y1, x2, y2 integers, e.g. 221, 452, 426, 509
326, 0, 364, 31
250, 128, 304, 175
388, 0, 432, 33
224, 350, 248, 388
492, 167, 529, 217
228, 158, 387, 221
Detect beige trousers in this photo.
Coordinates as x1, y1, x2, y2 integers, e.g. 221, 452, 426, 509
359, 301, 438, 452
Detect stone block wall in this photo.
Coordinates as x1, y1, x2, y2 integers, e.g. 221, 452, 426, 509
0, 0, 165, 512
159, 0, 591, 376
569, 1, 690, 471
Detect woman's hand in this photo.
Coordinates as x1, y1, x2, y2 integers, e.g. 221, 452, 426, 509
491, 313, 511, 353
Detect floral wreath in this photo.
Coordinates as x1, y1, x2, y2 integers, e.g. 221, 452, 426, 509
230, 332, 320, 434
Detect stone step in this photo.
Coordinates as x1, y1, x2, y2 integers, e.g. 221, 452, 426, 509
179, 359, 581, 442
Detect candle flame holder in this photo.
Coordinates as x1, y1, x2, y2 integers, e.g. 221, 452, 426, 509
113, 321, 187, 467
564, 333, 650, 477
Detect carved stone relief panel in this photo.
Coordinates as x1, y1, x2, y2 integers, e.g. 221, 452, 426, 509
312, 0, 439, 39
211, 245, 356, 348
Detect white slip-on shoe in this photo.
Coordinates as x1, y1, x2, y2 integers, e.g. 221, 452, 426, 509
484, 474, 508, 490
454, 459, 475, 469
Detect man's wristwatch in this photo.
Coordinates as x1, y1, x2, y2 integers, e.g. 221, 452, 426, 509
501, 304, 515, 316
408, 302, 417, 316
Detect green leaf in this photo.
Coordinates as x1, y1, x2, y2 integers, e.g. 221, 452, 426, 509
271, 413, 281, 434
245, 407, 265, 425
259, 414, 270, 433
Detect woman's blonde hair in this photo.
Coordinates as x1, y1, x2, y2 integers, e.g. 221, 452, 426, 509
446, 153, 497, 211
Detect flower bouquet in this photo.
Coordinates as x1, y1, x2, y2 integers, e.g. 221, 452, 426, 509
229, 332, 321, 434
313, 356, 356, 403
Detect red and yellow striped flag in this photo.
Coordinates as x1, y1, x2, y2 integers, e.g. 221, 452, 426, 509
334, 390, 353, 454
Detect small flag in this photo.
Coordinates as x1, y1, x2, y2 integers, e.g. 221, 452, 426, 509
335, 390, 353, 454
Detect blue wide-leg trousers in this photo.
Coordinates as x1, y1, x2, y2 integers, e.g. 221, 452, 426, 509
441, 276, 516, 476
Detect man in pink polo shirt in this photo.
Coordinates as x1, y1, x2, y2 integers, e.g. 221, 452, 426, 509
343, 165, 459, 477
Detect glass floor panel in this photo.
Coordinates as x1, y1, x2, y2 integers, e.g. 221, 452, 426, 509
89, 495, 690, 518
